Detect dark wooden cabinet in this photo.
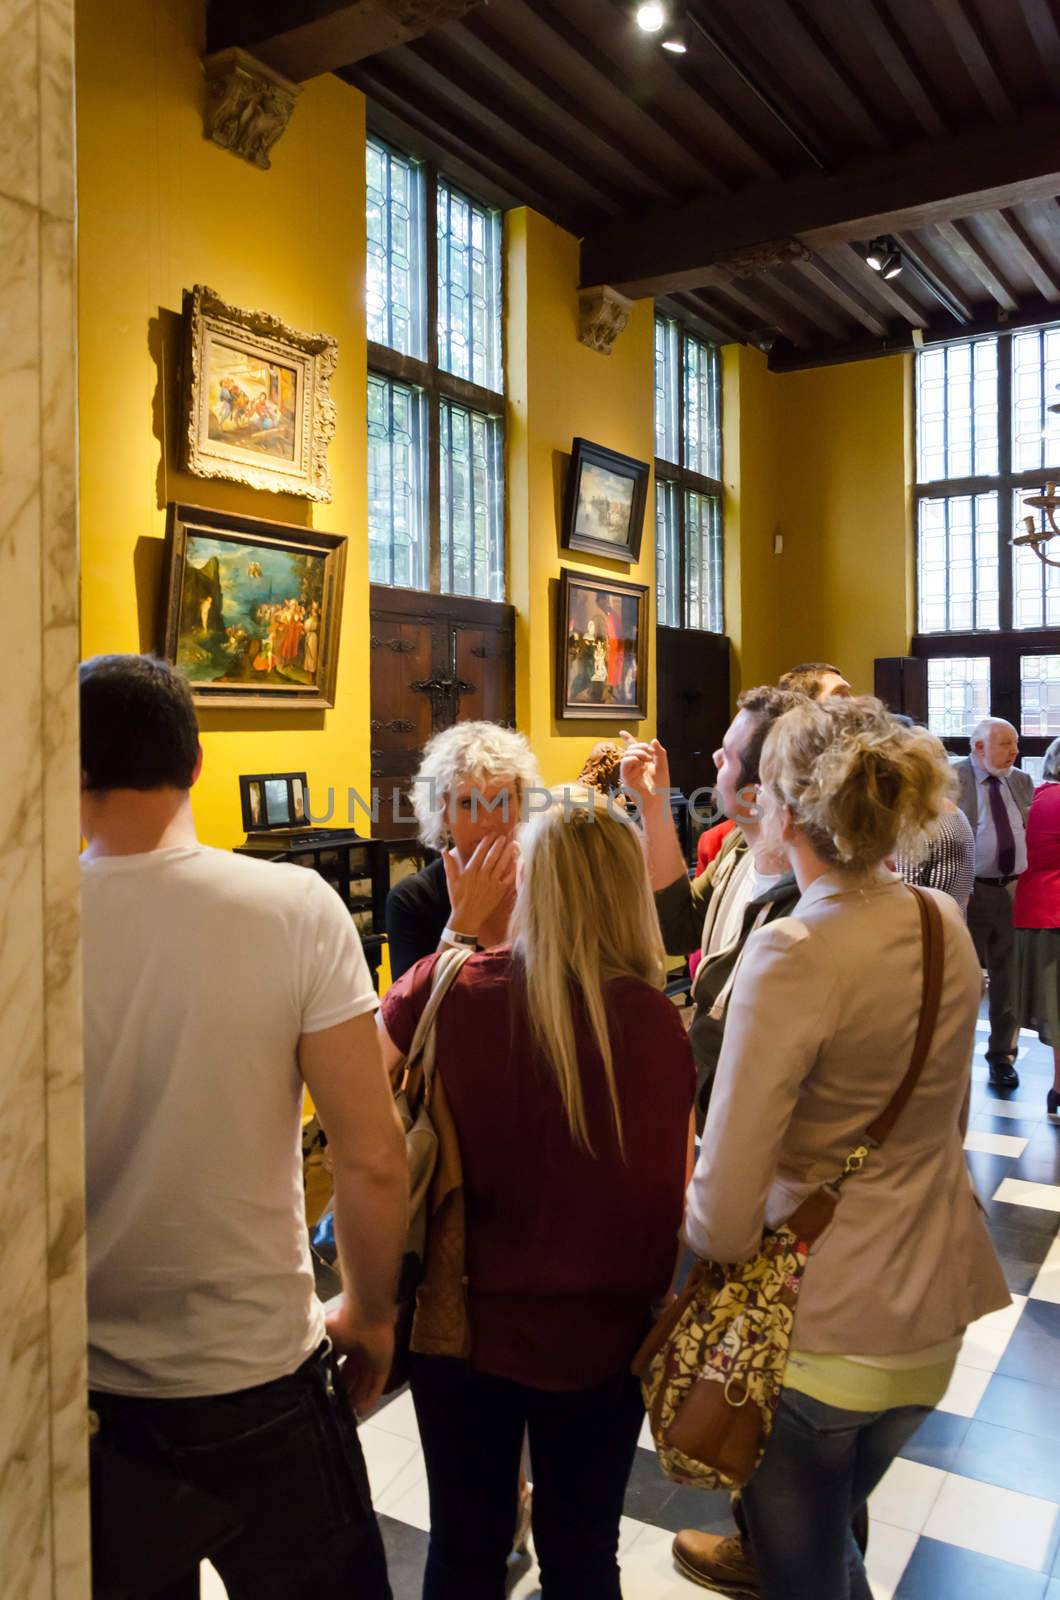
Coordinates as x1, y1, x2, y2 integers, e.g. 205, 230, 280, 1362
656, 626, 731, 862
874, 656, 928, 722
370, 586, 516, 841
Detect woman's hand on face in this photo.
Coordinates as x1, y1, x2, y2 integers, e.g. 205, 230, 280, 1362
619, 732, 671, 805
442, 835, 518, 940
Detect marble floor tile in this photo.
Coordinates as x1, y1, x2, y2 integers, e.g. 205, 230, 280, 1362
1030, 1232, 1060, 1304
994, 1179, 1060, 1213
357, 1424, 422, 1503
964, 1131, 1029, 1158
922, 1474, 1059, 1571
956, 1295, 1027, 1373
868, 1458, 947, 1535
365, 1388, 421, 1443
936, 1361, 992, 1418
375, 1457, 431, 1532
895, 1536, 1051, 1600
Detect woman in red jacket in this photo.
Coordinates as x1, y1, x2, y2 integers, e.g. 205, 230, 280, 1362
1013, 737, 1060, 1115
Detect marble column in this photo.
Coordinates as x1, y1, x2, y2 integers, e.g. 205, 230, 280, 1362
0, 0, 90, 1596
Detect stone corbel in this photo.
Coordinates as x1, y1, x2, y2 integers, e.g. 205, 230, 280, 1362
203, 47, 300, 171
578, 285, 635, 356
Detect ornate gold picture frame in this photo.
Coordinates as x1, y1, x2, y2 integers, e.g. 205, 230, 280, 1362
181, 284, 338, 502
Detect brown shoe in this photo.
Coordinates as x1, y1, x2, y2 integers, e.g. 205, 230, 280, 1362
672, 1530, 760, 1596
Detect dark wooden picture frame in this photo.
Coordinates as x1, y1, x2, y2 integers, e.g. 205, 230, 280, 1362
159, 501, 346, 709
561, 437, 649, 564
556, 568, 649, 721
239, 770, 310, 833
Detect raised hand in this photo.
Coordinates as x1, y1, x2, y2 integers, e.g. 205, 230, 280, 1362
442, 835, 518, 940
619, 731, 671, 805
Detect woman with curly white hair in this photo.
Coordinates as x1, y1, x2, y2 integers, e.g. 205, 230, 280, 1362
676, 696, 1009, 1600
385, 720, 540, 980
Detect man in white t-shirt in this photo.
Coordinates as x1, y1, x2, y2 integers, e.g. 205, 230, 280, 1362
80, 654, 405, 1600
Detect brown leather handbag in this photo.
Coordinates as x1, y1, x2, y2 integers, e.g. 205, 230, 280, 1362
634, 886, 945, 1489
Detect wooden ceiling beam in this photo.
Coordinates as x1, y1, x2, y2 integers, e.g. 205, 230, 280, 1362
766, 0, 887, 147
933, 219, 1020, 310
1016, 0, 1060, 80
992, 209, 1060, 303
926, 0, 1015, 122
581, 106, 1060, 298
451, 16, 675, 203
664, 292, 747, 347
793, 253, 889, 337
206, 0, 483, 82
768, 293, 1060, 372
347, 63, 570, 227
757, 269, 851, 342
699, 277, 810, 347
894, 233, 976, 322
857, 0, 947, 138
397, 39, 624, 217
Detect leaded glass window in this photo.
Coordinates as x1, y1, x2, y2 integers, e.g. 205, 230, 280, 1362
1020, 654, 1060, 736
366, 138, 426, 358
917, 493, 999, 633
440, 400, 504, 601
368, 375, 427, 589
654, 312, 724, 633
437, 181, 502, 392
926, 657, 990, 736
655, 481, 679, 626
367, 144, 506, 599
685, 491, 723, 632
915, 336, 997, 482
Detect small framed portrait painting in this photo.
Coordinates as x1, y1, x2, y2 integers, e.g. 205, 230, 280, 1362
561, 438, 650, 564
181, 284, 338, 501
160, 502, 346, 710
240, 771, 310, 833
557, 568, 649, 722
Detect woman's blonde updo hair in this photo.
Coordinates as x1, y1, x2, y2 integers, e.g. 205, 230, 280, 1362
760, 695, 954, 871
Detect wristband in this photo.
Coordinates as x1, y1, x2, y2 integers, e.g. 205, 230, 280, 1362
439, 928, 479, 949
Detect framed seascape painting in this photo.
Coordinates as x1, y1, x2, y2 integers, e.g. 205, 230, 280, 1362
160, 502, 347, 709
561, 437, 650, 564
181, 284, 338, 501
557, 568, 648, 721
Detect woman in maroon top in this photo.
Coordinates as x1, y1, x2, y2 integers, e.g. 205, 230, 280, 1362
380, 793, 695, 1600
1013, 737, 1060, 1114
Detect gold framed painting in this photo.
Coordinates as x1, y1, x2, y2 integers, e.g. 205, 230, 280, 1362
181, 284, 338, 501
557, 568, 649, 721
160, 502, 347, 709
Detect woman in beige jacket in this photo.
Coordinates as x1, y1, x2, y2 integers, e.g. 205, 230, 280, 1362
683, 696, 1010, 1600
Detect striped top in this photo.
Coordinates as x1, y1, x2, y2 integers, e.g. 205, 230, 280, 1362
896, 808, 976, 912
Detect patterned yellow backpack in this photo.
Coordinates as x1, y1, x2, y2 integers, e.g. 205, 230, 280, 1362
634, 886, 943, 1489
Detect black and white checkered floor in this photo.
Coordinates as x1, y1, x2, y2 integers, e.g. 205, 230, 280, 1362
204, 1011, 1060, 1599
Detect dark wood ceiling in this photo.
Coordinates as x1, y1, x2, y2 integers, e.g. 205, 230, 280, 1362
210, 0, 1060, 368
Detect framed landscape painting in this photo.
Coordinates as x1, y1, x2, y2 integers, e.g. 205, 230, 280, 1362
561, 437, 649, 564
557, 568, 648, 721
181, 284, 338, 501
160, 502, 346, 709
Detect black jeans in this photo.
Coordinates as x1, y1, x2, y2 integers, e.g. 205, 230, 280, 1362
90, 1345, 391, 1600
409, 1354, 644, 1600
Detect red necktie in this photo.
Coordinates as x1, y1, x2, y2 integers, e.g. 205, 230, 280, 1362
985, 775, 1016, 877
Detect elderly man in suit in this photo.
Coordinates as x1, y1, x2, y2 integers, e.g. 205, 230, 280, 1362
956, 718, 1034, 1088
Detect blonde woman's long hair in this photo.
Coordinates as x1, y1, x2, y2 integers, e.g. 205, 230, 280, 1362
509, 788, 668, 1157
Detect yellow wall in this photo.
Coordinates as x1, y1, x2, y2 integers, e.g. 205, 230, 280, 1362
77, 0, 370, 848
724, 347, 912, 696
507, 209, 656, 786
76, 0, 911, 836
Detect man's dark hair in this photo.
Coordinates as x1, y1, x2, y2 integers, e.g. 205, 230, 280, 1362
777, 662, 845, 699
734, 685, 806, 788
80, 655, 200, 791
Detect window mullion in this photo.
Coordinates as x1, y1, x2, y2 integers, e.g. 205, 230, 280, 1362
998, 332, 1014, 633
425, 165, 441, 593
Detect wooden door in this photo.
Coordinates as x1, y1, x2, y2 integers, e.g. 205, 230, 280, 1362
656, 626, 731, 862
369, 587, 516, 841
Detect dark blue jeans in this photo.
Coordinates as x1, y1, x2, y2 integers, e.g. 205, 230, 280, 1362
90, 1345, 391, 1600
409, 1354, 644, 1600
741, 1388, 931, 1600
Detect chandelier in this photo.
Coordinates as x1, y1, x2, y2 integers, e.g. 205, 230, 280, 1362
1018, 384, 1060, 569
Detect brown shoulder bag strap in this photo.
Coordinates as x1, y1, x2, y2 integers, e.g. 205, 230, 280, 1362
788, 884, 946, 1245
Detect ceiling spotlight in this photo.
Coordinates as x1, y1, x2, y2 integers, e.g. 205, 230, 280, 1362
864, 235, 903, 278
634, 2, 669, 31
661, 23, 689, 52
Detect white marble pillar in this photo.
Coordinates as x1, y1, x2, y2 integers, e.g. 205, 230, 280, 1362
0, 0, 90, 1595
